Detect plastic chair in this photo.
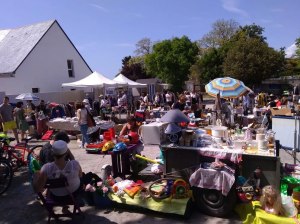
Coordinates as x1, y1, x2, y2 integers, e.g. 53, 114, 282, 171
38, 177, 84, 224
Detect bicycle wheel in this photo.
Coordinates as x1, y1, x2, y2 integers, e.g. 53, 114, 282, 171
0, 160, 13, 196
28, 145, 43, 160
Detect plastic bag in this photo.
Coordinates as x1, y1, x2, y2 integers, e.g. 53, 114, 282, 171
282, 195, 298, 217
281, 177, 300, 195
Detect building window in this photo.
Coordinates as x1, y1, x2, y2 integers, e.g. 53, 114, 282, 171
67, 60, 74, 77
32, 88, 39, 93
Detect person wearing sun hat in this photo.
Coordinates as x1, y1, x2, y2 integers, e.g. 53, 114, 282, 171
82, 99, 91, 111
33, 140, 83, 213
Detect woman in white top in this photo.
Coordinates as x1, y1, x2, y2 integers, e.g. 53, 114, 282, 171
99, 95, 107, 109
185, 91, 191, 106
166, 91, 172, 106
154, 93, 160, 107
76, 101, 90, 148
33, 140, 83, 213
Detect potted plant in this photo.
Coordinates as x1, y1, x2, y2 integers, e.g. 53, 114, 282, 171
85, 181, 111, 207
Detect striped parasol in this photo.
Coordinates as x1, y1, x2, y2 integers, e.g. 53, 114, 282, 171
205, 77, 247, 98
15, 93, 40, 101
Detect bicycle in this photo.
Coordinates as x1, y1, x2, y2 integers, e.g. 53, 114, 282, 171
0, 136, 43, 168
0, 159, 13, 196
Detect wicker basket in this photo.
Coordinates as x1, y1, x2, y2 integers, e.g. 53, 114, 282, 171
292, 190, 300, 213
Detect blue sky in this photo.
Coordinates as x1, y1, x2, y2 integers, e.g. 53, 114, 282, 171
0, 0, 299, 79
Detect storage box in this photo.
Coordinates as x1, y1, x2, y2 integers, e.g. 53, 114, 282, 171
270, 108, 293, 116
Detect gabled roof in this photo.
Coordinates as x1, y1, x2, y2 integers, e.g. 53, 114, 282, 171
0, 20, 92, 75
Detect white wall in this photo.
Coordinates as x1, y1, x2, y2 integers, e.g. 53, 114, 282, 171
0, 22, 92, 94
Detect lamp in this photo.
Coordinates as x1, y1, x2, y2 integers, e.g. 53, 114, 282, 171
160, 109, 190, 123
165, 122, 183, 147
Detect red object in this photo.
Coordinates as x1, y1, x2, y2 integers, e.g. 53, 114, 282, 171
128, 132, 139, 144
41, 130, 54, 140
86, 142, 105, 149
103, 131, 112, 141
109, 127, 115, 140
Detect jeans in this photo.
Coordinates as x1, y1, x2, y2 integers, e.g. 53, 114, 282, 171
79, 124, 90, 147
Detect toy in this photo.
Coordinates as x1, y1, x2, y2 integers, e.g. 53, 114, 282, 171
113, 142, 127, 152
260, 185, 285, 216
102, 141, 115, 152
169, 179, 191, 201
236, 168, 261, 203
0, 134, 10, 145
128, 132, 139, 144
135, 154, 162, 165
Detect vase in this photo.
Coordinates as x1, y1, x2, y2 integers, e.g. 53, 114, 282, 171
93, 192, 111, 207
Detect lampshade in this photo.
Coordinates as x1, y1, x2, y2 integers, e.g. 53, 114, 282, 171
160, 109, 190, 123
165, 123, 182, 134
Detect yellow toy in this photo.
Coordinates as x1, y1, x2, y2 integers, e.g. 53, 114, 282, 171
102, 141, 115, 152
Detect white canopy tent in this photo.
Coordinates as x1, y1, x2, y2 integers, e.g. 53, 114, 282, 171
62, 71, 128, 88
113, 74, 147, 88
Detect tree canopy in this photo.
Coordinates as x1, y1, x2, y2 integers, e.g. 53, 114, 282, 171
223, 38, 284, 85
145, 36, 199, 92
120, 55, 149, 81
296, 37, 300, 68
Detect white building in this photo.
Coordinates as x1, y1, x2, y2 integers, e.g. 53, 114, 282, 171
0, 20, 92, 94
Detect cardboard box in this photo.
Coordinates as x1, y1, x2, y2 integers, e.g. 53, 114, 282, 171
270, 108, 293, 116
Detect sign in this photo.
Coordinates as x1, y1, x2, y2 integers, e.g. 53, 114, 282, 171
105, 88, 116, 95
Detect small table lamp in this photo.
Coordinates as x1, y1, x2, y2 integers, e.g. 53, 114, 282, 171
165, 123, 182, 146
160, 109, 190, 123
161, 109, 189, 146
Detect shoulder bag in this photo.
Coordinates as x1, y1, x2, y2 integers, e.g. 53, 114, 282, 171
86, 108, 96, 127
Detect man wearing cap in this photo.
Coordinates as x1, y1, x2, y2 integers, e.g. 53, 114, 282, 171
84, 93, 93, 106
33, 140, 83, 213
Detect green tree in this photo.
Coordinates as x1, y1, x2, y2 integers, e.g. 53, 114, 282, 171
145, 36, 199, 92
223, 38, 284, 86
296, 37, 300, 68
232, 24, 266, 43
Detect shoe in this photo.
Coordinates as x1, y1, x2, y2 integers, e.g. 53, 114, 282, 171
79, 145, 83, 148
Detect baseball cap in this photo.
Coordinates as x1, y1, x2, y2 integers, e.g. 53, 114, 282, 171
82, 99, 89, 104
52, 140, 68, 155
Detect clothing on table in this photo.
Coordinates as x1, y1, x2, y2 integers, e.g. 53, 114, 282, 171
0, 104, 13, 122
51, 106, 65, 119
41, 160, 81, 196
172, 101, 185, 111
14, 108, 29, 132
39, 142, 71, 167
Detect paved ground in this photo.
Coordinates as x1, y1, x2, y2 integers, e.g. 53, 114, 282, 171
0, 138, 243, 224
0, 99, 298, 224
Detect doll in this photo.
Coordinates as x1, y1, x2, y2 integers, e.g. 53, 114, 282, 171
260, 185, 285, 216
